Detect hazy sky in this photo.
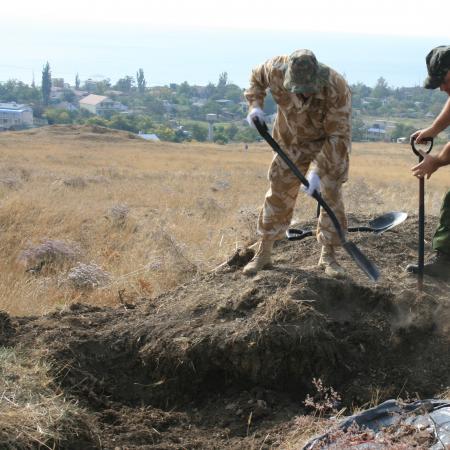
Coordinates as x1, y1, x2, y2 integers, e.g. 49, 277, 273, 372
5, 0, 450, 36
2, 0, 449, 87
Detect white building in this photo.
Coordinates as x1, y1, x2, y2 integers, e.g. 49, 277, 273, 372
79, 94, 128, 116
0, 102, 33, 130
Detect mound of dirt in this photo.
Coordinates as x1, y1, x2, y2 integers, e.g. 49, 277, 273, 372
7, 213, 450, 448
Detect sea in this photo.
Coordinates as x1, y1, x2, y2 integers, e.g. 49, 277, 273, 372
1, 22, 448, 89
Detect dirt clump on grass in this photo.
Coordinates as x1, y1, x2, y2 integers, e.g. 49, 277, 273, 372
4, 214, 450, 449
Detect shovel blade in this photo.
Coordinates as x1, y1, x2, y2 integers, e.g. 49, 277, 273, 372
286, 228, 314, 241
368, 211, 408, 234
343, 241, 380, 282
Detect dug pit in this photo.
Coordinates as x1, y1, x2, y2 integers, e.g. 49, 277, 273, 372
8, 216, 450, 448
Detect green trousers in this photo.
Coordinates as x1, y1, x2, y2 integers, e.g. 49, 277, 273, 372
432, 189, 450, 255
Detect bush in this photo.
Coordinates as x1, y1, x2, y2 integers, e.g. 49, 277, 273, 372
67, 262, 111, 290
19, 239, 81, 270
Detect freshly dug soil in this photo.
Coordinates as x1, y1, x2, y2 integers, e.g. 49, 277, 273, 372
5, 214, 450, 449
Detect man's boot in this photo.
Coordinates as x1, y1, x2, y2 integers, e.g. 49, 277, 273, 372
243, 240, 274, 275
318, 245, 345, 278
406, 251, 450, 279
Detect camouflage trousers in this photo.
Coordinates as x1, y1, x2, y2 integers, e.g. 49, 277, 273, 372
432, 189, 450, 255
258, 140, 349, 247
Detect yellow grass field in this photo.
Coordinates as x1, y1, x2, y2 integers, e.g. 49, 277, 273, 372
1, 125, 448, 315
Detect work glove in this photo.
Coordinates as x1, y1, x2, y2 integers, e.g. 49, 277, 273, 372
246, 107, 266, 128
301, 170, 321, 196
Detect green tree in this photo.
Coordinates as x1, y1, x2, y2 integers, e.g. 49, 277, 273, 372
223, 84, 243, 103
62, 89, 76, 103
108, 114, 138, 132
234, 127, 260, 142
373, 77, 390, 99
351, 116, 366, 141
114, 76, 134, 93
94, 79, 111, 95
44, 108, 73, 124
351, 82, 372, 98
75, 73, 80, 89
0, 80, 41, 104
216, 72, 228, 97
177, 81, 191, 97
190, 123, 208, 141
142, 94, 165, 116
152, 125, 176, 141
213, 125, 228, 144
205, 82, 216, 98
136, 68, 146, 94
41, 62, 52, 106
391, 122, 416, 141
226, 123, 238, 140
218, 72, 228, 88
86, 116, 109, 127
135, 115, 154, 133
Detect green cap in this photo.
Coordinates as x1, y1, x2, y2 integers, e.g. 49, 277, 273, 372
283, 49, 329, 94
423, 45, 450, 89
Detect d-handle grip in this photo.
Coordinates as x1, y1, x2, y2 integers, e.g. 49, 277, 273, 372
411, 136, 433, 157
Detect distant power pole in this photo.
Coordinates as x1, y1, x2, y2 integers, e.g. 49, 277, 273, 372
206, 114, 217, 141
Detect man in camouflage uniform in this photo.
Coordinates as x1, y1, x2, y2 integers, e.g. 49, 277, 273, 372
243, 49, 351, 277
407, 45, 450, 279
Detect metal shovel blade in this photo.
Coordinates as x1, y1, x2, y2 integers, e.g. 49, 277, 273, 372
367, 211, 408, 234
343, 241, 380, 282
286, 211, 408, 241
286, 228, 314, 241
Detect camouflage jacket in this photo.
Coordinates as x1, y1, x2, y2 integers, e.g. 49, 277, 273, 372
245, 55, 351, 158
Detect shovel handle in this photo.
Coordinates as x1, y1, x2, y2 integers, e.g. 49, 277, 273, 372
252, 118, 344, 241
410, 137, 431, 292
253, 117, 379, 281
411, 137, 433, 159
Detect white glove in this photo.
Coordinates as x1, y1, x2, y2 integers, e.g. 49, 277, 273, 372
301, 170, 321, 196
246, 106, 266, 128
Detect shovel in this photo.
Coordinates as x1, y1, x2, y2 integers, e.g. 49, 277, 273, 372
286, 211, 408, 241
411, 136, 434, 291
253, 118, 380, 282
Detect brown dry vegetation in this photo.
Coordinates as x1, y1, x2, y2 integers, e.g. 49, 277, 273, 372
1, 125, 449, 449
1, 125, 448, 316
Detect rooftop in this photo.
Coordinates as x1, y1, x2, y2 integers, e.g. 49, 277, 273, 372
0, 102, 31, 111
79, 94, 108, 106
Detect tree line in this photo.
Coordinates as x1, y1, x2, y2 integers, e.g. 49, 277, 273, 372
0, 63, 447, 143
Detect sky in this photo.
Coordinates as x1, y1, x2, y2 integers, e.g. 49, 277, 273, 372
2, 0, 449, 88
4, 0, 449, 35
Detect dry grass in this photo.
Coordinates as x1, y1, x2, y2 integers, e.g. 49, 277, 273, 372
0, 346, 96, 449
0, 126, 449, 315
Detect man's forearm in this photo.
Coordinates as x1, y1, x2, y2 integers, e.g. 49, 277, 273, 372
436, 141, 450, 167
430, 98, 450, 135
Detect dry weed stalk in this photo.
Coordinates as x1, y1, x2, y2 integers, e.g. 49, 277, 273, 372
304, 378, 342, 417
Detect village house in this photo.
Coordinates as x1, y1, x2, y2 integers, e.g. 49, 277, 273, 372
79, 94, 128, 116
0, 102, 33, 130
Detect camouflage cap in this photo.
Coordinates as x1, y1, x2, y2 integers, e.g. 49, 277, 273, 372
423, 45, 450, 89
283, 49, 329, 94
